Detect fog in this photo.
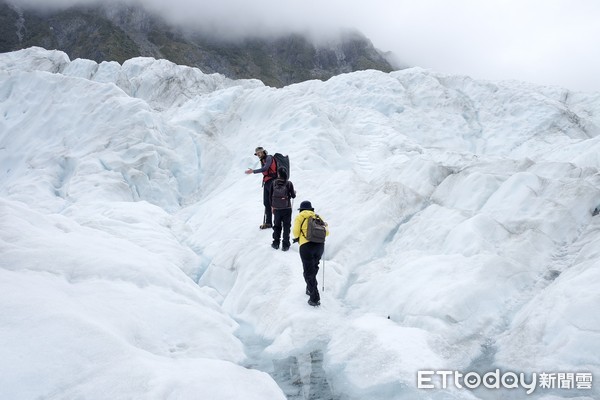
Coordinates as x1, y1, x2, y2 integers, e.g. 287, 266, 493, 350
7, 0, 600, 92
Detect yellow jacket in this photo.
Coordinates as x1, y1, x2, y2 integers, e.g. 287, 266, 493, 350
293, 210, 329, 246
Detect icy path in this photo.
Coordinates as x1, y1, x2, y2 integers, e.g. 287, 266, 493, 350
1, 48, 600, 399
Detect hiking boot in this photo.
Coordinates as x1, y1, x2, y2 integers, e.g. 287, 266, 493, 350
282, 245, 289, 252
259, 223, 272, 230
271, 242, 279, 250
308, 299, 320, 307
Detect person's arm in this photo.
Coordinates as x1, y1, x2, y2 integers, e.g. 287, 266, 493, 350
288, 181, 296, 199
252, 155, 273, 174
292, 214, 302, 241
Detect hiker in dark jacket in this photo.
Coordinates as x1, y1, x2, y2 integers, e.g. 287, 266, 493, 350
270, 167, 296, 251
292, 201, 329, 307
245, 146, 276, 229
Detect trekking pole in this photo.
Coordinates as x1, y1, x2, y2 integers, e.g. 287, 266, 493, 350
322, 247, 325, 292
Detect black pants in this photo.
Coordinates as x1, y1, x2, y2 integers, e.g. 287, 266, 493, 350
262, 179, 273, 225
273, 208, 292, 247
300, 242, 324, 303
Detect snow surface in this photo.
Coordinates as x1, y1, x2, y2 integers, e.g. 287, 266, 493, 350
1, 47, 600, 400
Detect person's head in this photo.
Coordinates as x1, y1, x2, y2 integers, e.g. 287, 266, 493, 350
278, 167, 288, 180
254, 146, 267, 159
298, 200, 314, 212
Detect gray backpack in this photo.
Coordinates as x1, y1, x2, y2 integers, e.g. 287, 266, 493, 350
303, 215, 327, 243
271, 179, 291, 209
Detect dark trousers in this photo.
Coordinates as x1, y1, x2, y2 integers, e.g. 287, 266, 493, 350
262, 179, 273, 225
300, 242, 324, 303
273, 208, 292, 246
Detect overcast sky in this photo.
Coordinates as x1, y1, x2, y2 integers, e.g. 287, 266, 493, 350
12, 0, 600, 92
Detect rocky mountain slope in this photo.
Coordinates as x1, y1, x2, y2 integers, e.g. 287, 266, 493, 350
0, 1, 397, 87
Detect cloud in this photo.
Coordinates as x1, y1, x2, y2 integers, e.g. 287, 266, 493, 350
9, 0, 356, 38
7, 0, 600, 91
357, 0, 600, 92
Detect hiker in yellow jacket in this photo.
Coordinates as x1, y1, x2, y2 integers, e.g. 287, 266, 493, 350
292, 201, 329, 307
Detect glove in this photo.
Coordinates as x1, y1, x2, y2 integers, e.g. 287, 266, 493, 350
292, 238, 299, 243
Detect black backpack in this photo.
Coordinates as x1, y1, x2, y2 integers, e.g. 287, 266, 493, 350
302, 214, 327, 243
271, 153, 290, 178
271, 180, 291, 209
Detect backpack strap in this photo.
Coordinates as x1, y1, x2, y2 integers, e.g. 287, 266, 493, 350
300, 216, 309, 240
